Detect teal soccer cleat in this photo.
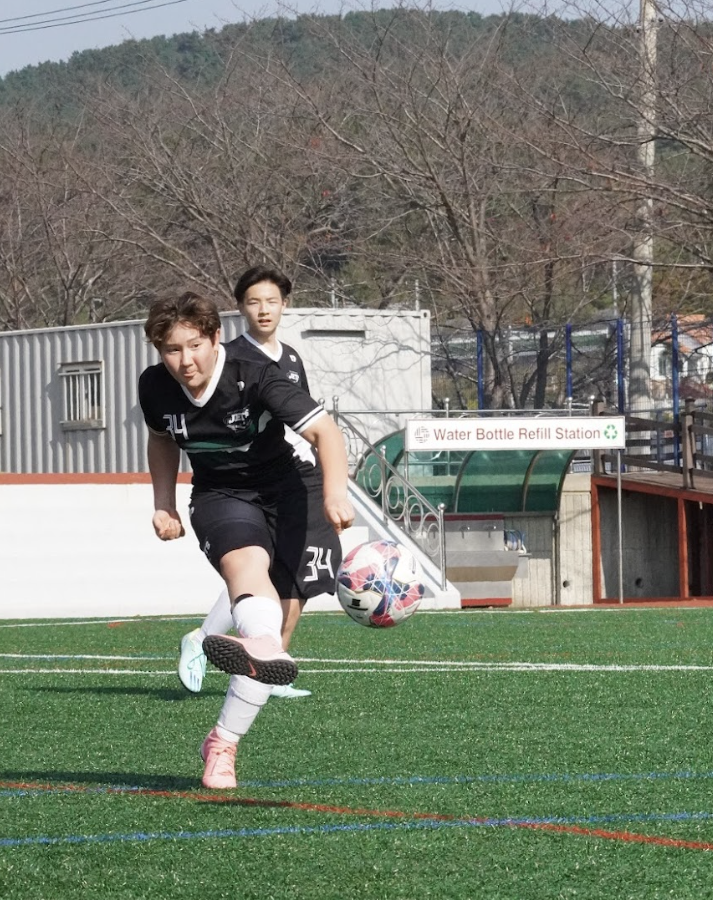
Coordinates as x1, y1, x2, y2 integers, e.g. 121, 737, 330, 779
178, 628, 207, 693
270, 683, 312, 699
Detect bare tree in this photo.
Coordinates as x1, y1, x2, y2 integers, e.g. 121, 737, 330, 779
68, 38, 360, 311
249, 7, 620, 407
0, 107, 129, 329
7, 0, 713, 422
509, 0, 713, 409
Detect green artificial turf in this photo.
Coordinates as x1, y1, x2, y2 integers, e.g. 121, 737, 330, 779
2, 608, 713, 899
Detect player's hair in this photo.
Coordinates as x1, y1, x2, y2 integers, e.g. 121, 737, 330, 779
144, 292, 221, 349
233, 265, 292, 305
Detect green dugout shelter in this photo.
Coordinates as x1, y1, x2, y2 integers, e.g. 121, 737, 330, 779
355, 429, 575, 515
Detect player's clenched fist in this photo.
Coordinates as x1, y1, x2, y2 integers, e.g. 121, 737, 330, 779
152, 508, 185, 541
324, 496, 355, 534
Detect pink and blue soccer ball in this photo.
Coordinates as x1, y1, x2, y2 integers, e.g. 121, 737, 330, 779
336, 540, 425, 627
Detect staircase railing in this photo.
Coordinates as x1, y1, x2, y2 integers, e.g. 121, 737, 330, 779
329, 405, 447, 590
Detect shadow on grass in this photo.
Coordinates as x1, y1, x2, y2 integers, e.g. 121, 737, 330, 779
0, 769, 200, 792
22, 685, 224, 700
0, 771, 308, 809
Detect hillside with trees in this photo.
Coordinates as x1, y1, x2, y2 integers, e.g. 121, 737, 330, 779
1, 3, 712, 409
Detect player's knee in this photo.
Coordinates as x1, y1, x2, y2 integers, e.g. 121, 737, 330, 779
219, 545, 271, 581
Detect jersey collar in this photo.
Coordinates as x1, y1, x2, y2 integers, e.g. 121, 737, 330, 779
243, 332, 283, 362
181, 343, 226, 407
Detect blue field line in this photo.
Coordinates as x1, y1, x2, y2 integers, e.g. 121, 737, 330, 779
2, 810, 713, 849
234, 769, 713, 790
0, 785, 144, 800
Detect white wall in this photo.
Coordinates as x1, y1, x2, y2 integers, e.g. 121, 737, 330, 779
0, 480, 368, 620
0, 480, 453, 620
279, 309, 432, 412
1, 481, 220, 619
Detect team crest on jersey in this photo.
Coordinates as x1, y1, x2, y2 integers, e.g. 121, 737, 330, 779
287, 371, 300, 383
224, 407, 251, 431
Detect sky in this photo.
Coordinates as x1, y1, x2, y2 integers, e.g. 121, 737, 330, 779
0, 0, 511, 77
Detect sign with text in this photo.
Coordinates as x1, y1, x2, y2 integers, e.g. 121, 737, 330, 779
405, 416, 626, 452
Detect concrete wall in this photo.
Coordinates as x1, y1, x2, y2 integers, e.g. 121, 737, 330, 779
508, 515, 555, 608
598, 488, 679, 599
557, 474, 594, 607
508, 474, 594, 608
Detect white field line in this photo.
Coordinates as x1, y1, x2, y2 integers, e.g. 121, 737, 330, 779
0, 669, 182, 676
0, 667, 520, 676
0, 616, 202, 629
296, 657, 713, 671
1, 607, 702, 630
2, 659, 713, 675
0, 653, 167, 660
4, 652, 713, 672
0, 665, 552, 675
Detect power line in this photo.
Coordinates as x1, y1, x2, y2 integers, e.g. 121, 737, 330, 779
0, 0, 190, 35
0, 1, 145, 26
0, 0, 188, 31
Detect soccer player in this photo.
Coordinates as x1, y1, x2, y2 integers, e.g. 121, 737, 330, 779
139, 292, 354, 788
177, 266, 318, 699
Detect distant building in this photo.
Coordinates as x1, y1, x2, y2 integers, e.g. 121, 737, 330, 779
652, 315, 713, 402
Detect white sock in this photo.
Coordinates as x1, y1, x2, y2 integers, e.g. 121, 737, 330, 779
217, 675, 273, 739
213, 597, 284, 742
198, 587, 233, 640
232, 595, 283, 642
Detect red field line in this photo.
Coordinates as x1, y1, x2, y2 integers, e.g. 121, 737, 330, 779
4, 779, 713, 852
519, 821, 713, 852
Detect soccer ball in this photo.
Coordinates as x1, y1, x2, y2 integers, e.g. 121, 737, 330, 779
336, 540, 425, 628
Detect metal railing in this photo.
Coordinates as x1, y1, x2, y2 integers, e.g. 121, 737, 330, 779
325, 399, 600, 590
330, 405, 448, 590
593, 398, 713, 488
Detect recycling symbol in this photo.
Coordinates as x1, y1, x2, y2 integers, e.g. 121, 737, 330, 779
604, 424, 618, 440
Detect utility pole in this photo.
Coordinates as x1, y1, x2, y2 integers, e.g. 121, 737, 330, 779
629, 0, 658, 413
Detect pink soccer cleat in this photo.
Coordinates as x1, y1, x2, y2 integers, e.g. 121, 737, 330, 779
200, 727, 238, 789
202, 634, 298, 686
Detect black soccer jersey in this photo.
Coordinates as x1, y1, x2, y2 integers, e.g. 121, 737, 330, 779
138, 342, 326, 490
232, 334, 310, 395
231, 334, 316, 466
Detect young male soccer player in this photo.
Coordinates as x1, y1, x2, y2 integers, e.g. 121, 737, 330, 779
139, 292, 354, 788
177, 266, 317, 699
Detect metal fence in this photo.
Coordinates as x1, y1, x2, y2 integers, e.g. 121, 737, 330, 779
432, 315, 713, 416
593, 398, 713, 486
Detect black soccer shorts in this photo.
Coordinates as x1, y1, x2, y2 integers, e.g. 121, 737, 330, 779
188, 462, 342, 601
